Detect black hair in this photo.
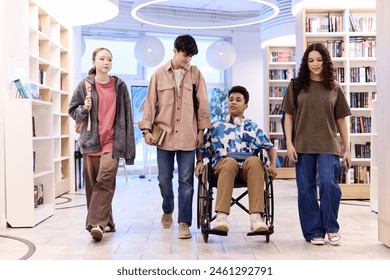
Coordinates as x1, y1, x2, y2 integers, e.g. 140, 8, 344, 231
174, 34, 198, 56
296, 42, 335, 91
228, 85, 249, 104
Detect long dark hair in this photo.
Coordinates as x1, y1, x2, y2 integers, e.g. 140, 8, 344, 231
296, 42, 335, 92
88, 47, 113, 75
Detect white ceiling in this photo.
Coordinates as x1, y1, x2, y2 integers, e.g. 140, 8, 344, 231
81, 0, 282, 39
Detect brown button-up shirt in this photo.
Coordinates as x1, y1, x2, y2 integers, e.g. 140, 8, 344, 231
138, 60, 211, 151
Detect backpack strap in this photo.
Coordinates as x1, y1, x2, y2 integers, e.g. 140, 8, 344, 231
85, 80, 92, 131
190, 66, 200, 119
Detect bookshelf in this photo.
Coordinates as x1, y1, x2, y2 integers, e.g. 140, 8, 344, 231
266, 46, 296, 179
4, 0, 71, 227
28, 0, 71, 197
295, 7, 376, 199
4, 100, 55, 227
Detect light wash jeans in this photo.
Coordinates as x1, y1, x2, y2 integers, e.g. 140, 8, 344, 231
295, 153, 342, 241
157, 148, 195, 226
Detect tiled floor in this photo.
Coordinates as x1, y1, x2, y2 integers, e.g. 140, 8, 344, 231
1, 174, 390, 260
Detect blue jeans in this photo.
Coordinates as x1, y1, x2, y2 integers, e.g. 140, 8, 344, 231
157, 148, 195, 226
295, 153, 342, 241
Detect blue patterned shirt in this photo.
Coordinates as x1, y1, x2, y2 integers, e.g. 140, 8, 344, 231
199, 117, 274, 168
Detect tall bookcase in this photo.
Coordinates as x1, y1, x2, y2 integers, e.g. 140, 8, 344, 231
295, 7, 376, 199
266, 46, 296, 179
4, 0, 71, 227
28, 0, 71, 197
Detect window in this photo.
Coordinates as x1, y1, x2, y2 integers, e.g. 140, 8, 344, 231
80, 34, 229, 174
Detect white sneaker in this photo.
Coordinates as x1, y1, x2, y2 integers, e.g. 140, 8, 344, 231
90, 225, 104, 241
250, 215, 268, 232
213, 216, 229, 232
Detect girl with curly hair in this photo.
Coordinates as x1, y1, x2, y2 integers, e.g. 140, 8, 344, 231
282, 42, 351, 246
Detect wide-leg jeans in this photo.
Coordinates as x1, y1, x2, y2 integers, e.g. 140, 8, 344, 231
295, 153, 342, 241
157, 148, 195, 226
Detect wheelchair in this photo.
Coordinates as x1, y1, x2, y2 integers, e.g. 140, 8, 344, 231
197, 147, 274, 243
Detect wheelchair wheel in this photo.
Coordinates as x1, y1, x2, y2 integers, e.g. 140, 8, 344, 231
263, 168, 274, 236
197, 166, 211, 243
197, 170, 207, 229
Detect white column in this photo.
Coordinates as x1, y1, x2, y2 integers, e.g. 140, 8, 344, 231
376, 0, 390, 247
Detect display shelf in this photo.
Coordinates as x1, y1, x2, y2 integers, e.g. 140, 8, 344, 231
4, 99, 55, 227
28, 0, 71, 197
266, 45, 296, 178
296, 6, 376, 199
3, 0, 71, 227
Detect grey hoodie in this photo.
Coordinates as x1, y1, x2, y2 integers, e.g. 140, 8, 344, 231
68, 75, 135, 165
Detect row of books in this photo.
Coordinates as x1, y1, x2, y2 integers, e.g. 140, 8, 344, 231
276, 155, 295, 168
350, 116, 371, 134
305, 13, 376, 33
269, 121, 281, 133
270, 51, 295, 63
355, 142, 371, 159
269, 69, 295, 80
349, 37, 376, 58
306, 14, 344, 33
350, 66, 376, 83
269, 104, 282, 115
351, 165, 371, 184
349, 14, 376, 33
338, 165, 370, 184
335, 67, 345, 83
308, 40, 344, 58
269, 86, 287, 98
34, 184, 44, 208
271, 138, 287, 151
349, 91, 376, 108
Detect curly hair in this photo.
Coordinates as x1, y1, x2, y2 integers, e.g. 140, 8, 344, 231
228, 85, 249, 104
296, 42, 335, 92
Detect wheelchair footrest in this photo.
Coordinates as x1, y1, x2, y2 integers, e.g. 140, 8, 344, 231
246, 227, 274, 236
203, 228, 228, 236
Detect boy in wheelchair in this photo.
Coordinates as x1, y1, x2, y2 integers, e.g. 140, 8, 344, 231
195, 85, 277, 233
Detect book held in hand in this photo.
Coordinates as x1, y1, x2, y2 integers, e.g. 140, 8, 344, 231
152, 124, 167, 146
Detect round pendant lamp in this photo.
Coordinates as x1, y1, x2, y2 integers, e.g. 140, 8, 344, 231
134, 36, 165, 67
206, 41, 237, 70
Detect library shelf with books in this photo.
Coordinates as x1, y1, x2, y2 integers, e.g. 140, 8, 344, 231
295, 5, 376, 199
266, 45, 296, 179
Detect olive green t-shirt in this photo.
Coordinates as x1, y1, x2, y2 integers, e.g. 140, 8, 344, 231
282, 80, 351, 156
